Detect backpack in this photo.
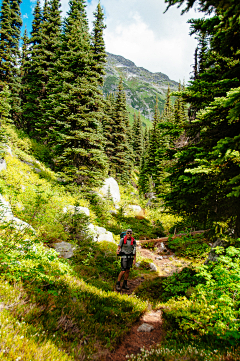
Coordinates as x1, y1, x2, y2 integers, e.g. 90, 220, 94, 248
117, 231, 135, 256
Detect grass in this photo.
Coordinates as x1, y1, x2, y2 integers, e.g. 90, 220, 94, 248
1, 124, 239, 361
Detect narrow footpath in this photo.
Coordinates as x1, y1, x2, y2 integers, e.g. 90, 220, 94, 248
104, 243, 191, 361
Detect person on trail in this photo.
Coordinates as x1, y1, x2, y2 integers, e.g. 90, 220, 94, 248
116, 229, 136, 291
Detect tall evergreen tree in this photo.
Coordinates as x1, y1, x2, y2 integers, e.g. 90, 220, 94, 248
91, 1, 106, 86
22, 0, 62, 136
165, 0, 240, 235
0, 0, 22, 124
111, 78, 130, 181
46, 0, 107, 185
132, 111, 143, 166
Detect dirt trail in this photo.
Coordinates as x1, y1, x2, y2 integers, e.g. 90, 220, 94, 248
104, 245, 190, 361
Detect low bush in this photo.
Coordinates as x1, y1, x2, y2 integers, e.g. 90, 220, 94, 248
168, 234, 211, 259
135, 267, 202, 304
162, 246, 240, 347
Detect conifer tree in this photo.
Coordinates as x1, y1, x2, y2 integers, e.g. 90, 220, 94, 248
0, 82, 11, 156
165, 0, 240, 234
0, 0, 22, 124
46, 0, 107, 185
22, 0, 62, 137
91, 2, 106, 86
111, 78, 130, 181
132, 111, 143, 166
20, 27, 29, 115
102, 95, 115, 163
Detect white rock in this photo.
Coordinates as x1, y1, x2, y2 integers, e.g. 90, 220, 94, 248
34, 168, 41, 173
109, 210, 117, 215
149, 263, 157, 271
0, 195, 35, 232
51, 241, 74, 259
99, 177, 121, 203
98, 231, 115, 243
76, 206, 90, 216
127, 205, 142, 214
0, 159, 7, 172
87, 223, 116, 243
135, 262, 140, 268
5, 145, 12, 156
137, 323, 154, 332
156, 256, 163, 260
63, 205, 90, 217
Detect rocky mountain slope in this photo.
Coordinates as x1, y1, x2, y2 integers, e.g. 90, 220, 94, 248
103, 52, 179, 120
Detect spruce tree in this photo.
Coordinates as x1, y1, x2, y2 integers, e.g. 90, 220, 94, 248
0, 0, 22, 124
91, 1, 106, 86
22, 0, 62, 137
165, 0, 240, 234
0, 82, 11, 156
46, 0, 107, 186
111, 78, 130, 181
132, 111, 143, 166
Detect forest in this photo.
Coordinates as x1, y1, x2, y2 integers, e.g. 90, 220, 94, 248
0, 0, 240, 360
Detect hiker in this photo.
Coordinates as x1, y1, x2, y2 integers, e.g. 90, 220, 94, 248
116, 229, 136, 291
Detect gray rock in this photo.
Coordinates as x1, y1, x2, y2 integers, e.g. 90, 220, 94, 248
0, 159, 7, 172
88, 223, 116, 243
99, 177, 121, 204
204, 238, 228, 265
146, 199, 153, 207
137, 323, 154, 332
135, 262, 140, 268
34, 168, 41, 173
0, 195, 35, 232
144, 192, 156, 199
51, 241, 74, 259
127, 205, 142, 214
63, 205, 90, 217
149, 263, 157, 271
22, 160, 34, 167
109, 210, 117, 215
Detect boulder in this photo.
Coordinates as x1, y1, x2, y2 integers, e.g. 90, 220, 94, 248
87, 223, 115, 243
204, 238, 228, 265
50, 241, 74, 259
149, 263, 157, 271
0, 159, 7, 172
144, 192, 156, 200
99, 177, 121, 203
137, 323, 154, 332
109, 210, 117, 215
63, 205, 90, 217
128, 205, 142, 214
0, 195, 35, 232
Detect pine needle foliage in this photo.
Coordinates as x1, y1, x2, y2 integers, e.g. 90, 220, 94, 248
45, 0, 107, 186
0, 0, 22, 124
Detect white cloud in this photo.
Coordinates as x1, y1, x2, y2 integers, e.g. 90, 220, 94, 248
60, 0, 201, 82
23, 13, 28, 19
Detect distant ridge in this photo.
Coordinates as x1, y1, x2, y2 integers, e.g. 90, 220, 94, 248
103, 52, 178, 120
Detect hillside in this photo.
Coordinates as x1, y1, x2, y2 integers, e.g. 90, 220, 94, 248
103, 52, 179, 121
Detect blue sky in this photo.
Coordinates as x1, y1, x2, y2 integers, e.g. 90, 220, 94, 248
1, 0, 201, 82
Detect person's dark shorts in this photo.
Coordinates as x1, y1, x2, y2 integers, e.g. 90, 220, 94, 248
121, 256, 133, 271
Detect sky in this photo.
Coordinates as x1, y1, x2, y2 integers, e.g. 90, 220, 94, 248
18, 0, 201, 83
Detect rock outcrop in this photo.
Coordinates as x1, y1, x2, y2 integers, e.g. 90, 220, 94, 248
99, 177, 121, 204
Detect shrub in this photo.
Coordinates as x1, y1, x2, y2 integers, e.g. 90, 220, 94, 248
135, 267, 202, 304
168, 234, 211, 259
162, 246, 240, 347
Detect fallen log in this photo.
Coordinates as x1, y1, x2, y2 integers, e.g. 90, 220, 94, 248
137, 230, 208, 244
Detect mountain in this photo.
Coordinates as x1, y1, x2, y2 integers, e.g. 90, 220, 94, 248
103, 52, 179, 122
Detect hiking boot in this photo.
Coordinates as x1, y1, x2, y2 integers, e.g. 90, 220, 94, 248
116, 282, 121, 291
122, 280, 129, 290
